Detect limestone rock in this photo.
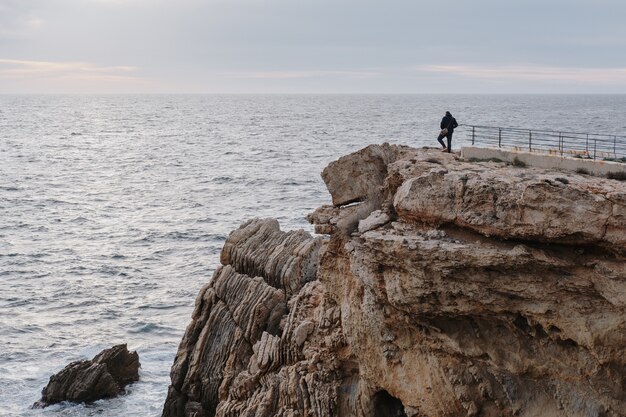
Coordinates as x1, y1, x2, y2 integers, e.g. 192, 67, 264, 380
334, 224, 625, 416
220, 218, 321, 297
162, 219, 325, 417
313, 146, 626, 417
292, 320, 314, 346
321, 143, 395, 206
393, 163, 626, 253
164, 146, 626, 417
358, 209, 390, 233
35, 344, 139, 407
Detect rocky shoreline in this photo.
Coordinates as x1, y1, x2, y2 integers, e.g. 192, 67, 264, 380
162, 144, 625, 417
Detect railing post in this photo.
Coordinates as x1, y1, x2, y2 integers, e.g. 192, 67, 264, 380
593, 137, 597, 160
615, 136, 617, 159
529, 131, 532, 152
498, 128, 501, 148
472, 126, 475, 145
586, 134, 589, 156
559, 132, 563, 156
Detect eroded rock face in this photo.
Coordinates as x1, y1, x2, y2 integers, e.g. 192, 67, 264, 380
162, 218, 329, 417
35, 344, 140, 407
164, 145, 626, 417
332, 223, 625, 416
315, 146, 626, 417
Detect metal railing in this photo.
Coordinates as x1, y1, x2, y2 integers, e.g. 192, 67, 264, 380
465, 124, 626, 161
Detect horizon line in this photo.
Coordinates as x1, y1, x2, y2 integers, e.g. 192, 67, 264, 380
3, 92, 626, 96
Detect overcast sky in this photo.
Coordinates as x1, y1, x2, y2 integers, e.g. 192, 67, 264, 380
1, 0, 625, 93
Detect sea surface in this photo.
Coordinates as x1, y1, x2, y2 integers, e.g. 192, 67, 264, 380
1, 94, 625, 417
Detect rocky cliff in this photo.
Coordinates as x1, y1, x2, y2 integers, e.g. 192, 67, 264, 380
163, 144, 626, 417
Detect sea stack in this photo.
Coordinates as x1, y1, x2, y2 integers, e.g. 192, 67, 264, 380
163, 144, 626, 417
35, 344, 140, 407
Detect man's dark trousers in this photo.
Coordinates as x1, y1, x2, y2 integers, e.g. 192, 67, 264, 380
437, 132, 453, 152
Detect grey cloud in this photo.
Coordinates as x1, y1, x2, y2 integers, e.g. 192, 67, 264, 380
0, 0, 46, 40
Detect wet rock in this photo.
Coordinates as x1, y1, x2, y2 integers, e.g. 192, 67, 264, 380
35, 344, 139, 407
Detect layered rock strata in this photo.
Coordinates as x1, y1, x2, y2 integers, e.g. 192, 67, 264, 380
164, 144, 626, 417
35, 344, 140, 407
162, 219, 331, 417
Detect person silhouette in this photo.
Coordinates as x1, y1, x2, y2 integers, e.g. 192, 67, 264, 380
436, 111, 458, 153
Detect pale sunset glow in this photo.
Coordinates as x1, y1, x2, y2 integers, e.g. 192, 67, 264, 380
0, 0, 624, 92
0, 59, 137, 77
416, 64, 626, 84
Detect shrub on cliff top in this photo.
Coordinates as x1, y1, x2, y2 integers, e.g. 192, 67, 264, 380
512, 157, 527, 167
468, 157, 503, 163
607, 171, 626, 181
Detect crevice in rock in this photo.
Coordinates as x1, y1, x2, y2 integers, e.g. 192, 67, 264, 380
337, 198, 365, 208
557, 337, 579, 349
548, 325, 561, 334
372, 390, 408, 417
600, 199, 612, 240
513, 314, 532, 334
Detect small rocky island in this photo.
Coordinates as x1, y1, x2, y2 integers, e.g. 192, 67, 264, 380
35, 344, 140, 407
162, 144, 625, 417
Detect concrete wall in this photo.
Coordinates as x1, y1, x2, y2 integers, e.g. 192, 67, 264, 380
461, 146, 626, 176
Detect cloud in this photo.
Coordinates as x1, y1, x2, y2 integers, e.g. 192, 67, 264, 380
0, 0, 45, 39
0, 15, 43, 38
416, 64, 626, 84
0, 58, 151, 92
219, 69, 380, 80
0, 58, 138, 79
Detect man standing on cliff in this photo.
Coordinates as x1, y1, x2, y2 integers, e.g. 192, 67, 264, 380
437, 111, 458, 153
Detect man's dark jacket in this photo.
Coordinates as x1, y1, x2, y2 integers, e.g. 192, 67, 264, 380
441, 115, 458, 133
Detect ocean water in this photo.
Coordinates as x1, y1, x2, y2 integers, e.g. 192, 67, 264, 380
1, 94, 625, 417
